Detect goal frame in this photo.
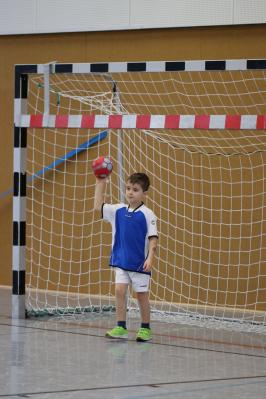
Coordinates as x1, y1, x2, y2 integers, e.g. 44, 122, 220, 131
13, 58, 266, 319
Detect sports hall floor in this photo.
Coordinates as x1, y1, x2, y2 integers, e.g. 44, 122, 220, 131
0, 287, 265, 399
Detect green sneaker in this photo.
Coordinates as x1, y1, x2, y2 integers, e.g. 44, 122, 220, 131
136, 327, 152, 342
105, 326, 128, 339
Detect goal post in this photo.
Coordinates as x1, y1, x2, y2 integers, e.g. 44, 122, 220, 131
13, 59, 266, 332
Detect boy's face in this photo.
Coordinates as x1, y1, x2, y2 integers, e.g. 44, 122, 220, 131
125, 181, 147, 207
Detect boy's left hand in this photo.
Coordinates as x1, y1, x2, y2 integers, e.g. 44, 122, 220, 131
143, 259, 152, 272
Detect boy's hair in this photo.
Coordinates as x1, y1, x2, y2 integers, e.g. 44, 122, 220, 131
127, 173, 150, 192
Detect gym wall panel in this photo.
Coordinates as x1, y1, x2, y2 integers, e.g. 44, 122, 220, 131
1, 0, 266, 35
130, 0, 234, 29
234, 0, 266, 25
0, 0, 37, 34
36, 0, 130, 34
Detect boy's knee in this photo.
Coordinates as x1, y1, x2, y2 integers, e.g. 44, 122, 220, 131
136, 291, 149, 301
115, 284, 127, 297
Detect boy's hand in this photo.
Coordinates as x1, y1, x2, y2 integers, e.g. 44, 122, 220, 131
143, 258, 153, 272
95, 176, 108, 184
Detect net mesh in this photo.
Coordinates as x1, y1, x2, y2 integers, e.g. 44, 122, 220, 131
25, 70, 266, 332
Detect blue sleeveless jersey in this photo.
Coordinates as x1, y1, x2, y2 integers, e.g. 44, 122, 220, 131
102, 203, 158, 275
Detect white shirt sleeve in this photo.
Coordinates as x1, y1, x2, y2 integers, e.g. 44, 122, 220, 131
102, 203, 125, 223
146, 209, 158, 238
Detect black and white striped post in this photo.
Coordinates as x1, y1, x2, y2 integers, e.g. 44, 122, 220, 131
13, 65, 37, 318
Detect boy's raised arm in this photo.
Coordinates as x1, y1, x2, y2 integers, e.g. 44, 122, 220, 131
94, 177, 107, 211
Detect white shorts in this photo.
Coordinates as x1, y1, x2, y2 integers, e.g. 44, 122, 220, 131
115, 268, 150, 293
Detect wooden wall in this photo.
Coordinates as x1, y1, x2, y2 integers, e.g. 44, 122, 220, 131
1, 24, 266, 291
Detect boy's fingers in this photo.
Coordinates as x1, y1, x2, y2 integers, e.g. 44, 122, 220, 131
143, 262, 151, 272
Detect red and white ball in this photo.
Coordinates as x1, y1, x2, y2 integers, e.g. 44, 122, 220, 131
92, 156, 113, 178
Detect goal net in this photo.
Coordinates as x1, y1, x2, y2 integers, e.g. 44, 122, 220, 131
23, 64, 266, 332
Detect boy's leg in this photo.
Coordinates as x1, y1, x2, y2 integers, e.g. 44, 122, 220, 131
136, 291, 152, 341
136, 291, 150, 324
115, 283, 128, 323
106, 269, 129, 339
131, 273, 152, 342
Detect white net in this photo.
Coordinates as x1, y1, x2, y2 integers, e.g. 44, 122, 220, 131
25, 69, 266, 332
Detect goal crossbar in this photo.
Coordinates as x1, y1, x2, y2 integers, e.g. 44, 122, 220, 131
16, 114, 266, 130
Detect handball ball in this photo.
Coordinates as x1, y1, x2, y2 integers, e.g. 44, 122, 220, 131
92, 156, 113, 178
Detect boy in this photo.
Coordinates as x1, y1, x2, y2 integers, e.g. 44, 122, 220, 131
94, 173, 158, 341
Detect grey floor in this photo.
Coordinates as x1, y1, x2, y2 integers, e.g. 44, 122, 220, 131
0, 287, 265, 399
